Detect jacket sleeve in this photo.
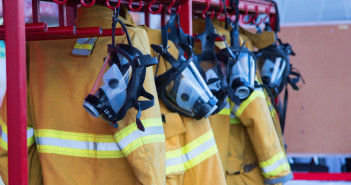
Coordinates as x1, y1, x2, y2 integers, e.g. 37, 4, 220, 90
111, 26, 166, 185
234, 88, 293, 184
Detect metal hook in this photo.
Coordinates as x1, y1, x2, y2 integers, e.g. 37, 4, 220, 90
167, 0, 181, 15
241, 4, 252, 24
106, 0, 121, 10
149, 0, 162, 14
262, 5, 272, 23
252, 5, 263, 26
81, 0, 95, 7
216, 1, 225, 21
202, 0, 215, 19
54, 0, 68, 5
128, 0, 143, 12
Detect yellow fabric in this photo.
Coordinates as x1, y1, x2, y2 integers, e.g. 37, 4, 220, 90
209, 114, 230, 173
239, 27, 276, 49
0, 94, 44, 185
193, 18, 292, 185
192, 19, 276, 50
143, 26, 226, 185
74, 43, 94, 50
0, 5, 166, 185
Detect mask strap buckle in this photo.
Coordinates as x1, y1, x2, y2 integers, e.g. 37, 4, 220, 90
134, 101, 145, 131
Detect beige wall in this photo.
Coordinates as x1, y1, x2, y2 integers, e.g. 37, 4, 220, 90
278, 24, 351, 153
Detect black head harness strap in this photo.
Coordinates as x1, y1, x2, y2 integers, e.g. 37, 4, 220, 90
194, 16, 233, 114
151, 14, 217, 119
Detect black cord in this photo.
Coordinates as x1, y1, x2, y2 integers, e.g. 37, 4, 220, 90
111, 7, 132, 46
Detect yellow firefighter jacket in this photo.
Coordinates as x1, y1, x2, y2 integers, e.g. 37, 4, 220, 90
0, 5, 166, 185
142, 26, 227, 185
193, 19, 293, 185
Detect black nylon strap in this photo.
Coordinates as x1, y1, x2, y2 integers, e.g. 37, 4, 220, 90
265, 0, 280, 33
138, 88, 155, 111
151, 44, 182, 67
195, 16, 219, 62
280, 65, 304, 134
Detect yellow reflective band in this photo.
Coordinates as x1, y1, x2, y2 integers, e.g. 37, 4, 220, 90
35, 129, 122, 158
262, 163, 290, 178
72, 37, 98, 56
114, 118, 164, 156
259, 152, 290, 177
73, 43, 94, 50
259, 151, 285, 168
235, 90, 266, 118
114, 118, 162, 143
35, 129, 116, 143
165, 131, 218, 175
166, 145, 217, 175
0, 117, 35, 150
121, 134, 165, 156
218, 108, 230, 115
166, 131, 214, 159
36, 145, 124, 159
230, 118, 241, 124
35, 118, 164, 158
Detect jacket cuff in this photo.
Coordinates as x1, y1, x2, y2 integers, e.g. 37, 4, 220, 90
264, 173, 294, 184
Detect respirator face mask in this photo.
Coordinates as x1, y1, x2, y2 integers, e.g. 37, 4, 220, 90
216, 46, 256, 104
256, 45, 290, 95
193, 16, 234, 114
83, 14, 157, 130
230, 51, 256, 100
152, 44, 218, 120
150, 14, 218, 120
165, 60, 218, 119
83, 51, 131, 122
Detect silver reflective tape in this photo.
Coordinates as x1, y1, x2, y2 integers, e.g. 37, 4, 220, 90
261, 157, 288, 174
0, 124, 7, 143
76, 37, 97, 45
166, 137, 216, 167
71, 49, 91, 56
0, 124, 34, 143
36, 137, 120, 151
117, 126, 164, 150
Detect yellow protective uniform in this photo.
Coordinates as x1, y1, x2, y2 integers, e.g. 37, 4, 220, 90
0, 6, 166, 185
142, 26, 227, 185
193, 19, 293, 185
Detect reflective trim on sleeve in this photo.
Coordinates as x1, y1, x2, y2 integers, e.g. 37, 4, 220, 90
35, 129, 123, 158
165, 130, 218, 175
230, 113, 241, 124
259, 151, 291, 178
34, 118, 164, 158
218, 101, 231, 116
264, 172, 294, 184
0, 117, 35, 150
235, 89, 266, 118
71, 37, 97, 56
114, 118, 165, 156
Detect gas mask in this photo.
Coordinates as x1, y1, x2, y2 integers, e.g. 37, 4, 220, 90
229, 51, 256, 100
194, 16, 233, 114
216, 26, 256, 104
150, 13, 218, 120
256, 42, 292, 96
83, 15, 158, 131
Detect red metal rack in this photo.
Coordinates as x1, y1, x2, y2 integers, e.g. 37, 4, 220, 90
2, 0, 275, 184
